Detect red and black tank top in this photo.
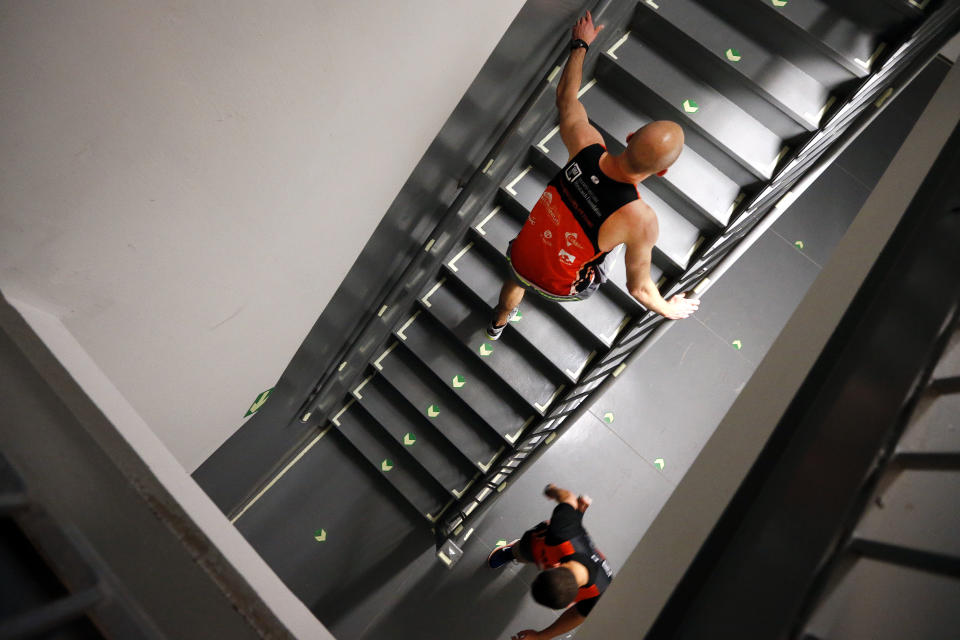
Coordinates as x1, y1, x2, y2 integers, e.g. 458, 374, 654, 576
510, 144, 641, 296
528, 524, 614, 605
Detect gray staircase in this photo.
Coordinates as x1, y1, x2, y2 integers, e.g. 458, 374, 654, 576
292, 0, 929, 546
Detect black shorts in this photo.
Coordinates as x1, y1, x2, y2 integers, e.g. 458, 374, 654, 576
516, 522, 549, 563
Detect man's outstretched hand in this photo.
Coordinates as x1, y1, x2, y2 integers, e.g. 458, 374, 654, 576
663, 292, 700, 320
572, 10, 604, 46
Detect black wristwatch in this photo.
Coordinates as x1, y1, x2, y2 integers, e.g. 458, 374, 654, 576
570, 38, 589, 52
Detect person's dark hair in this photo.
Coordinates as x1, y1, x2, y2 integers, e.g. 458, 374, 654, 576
531, 567, 579, 609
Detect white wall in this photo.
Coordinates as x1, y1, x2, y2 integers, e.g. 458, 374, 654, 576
0, 0, 524, 471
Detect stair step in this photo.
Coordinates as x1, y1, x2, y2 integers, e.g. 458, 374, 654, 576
440, 245, 598, 381
499, 160, 694, 278
418, 277, 565, 411
470, 206, 634, 346
632, 0, 830, 134
698, 0, 881, 81
353, 374, 477, 498
855, 469, 960, 561
540, 84, 742, 228
598, 33, 789, 181
372, 342, 505, 472
332, 402, 450, 522
821, 0, 925, 36
896, 394, 960, 459
394, 309, 535, 444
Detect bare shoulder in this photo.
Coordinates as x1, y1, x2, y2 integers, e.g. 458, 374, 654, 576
617, 199, 658, 242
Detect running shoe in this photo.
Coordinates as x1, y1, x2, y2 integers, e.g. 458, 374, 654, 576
487, 539, 519, 569
485, 307, 518, 341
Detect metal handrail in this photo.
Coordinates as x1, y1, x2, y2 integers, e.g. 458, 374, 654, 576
435, 0, 960, 563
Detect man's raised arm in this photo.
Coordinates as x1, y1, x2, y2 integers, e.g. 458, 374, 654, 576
556, 11, 605, 158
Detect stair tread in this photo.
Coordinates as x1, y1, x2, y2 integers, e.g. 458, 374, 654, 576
603, 33, 786, 180
395, 310, 534, 443
471, 206, 633, 346
441, 244, 598, 381
420, 278, 564, 411
374, 343, 504, 471
501, 161, 693, 277
856, 469, 960, 560
354, 374, 476, 496
550, 84, 741, 227
757, 0, 881, 75
896, 394, 960, 456
822, 0, 925, 33
634, 0, 830, 130
334, 404, 449, 521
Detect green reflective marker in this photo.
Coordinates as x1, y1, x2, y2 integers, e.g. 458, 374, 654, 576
603, 411, 615, 424
496, 539, 507, 548
509, 309, 523, 323
479, 343, 493, 357
683, 99, 699, 113
725, 48, 742, 62
794, 240, 804, 250
772, 0, 788, 7
245, 387, 274, 417
427, 404, 440, 418
654, 458, 665, 471
403, 433, 416, 446
732, 339, 743, 350
314, 528, 327, 542
381, 459, 394, 472
452, 375, 466, 388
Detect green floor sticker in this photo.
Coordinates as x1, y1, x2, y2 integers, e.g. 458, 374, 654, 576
654, 458, 665, 471
683, 99, 699, 113
245, 387, 274, 417
603, 411, 615, 424
772, 0, 788, 6
381, 459, 394, 472
510, 309, 523, 323
403, 433, 416, 446
794, 240, 805, 250
427, 404, 440, 418
496, 539, 507, 547
732, 339, 743, 350
452, 375, 466, 388
314, 528, 327, 542
479, 343, 493, 357
725, 48, 742, 62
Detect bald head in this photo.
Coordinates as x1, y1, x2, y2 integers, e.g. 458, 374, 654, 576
623, 121, 684, 176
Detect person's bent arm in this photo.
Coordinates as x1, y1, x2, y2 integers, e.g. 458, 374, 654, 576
544, 483, 579, 510
557, 12, 605, 157
512, 606, 586, 640
624, 220, 699, 319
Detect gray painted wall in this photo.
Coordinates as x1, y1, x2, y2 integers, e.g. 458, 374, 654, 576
0, 0, 525, 472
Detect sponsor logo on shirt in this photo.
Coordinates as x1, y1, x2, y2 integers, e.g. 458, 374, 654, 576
565, 162, 582, 183
540, 189, 560, 225
541, 230, 553, 246
564, 231, 582, 249
558, 248, 576, 265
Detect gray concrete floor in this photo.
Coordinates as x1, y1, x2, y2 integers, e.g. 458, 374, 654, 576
233, 57, 951, 640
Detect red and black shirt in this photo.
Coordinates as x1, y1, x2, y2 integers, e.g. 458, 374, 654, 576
522, 503, 614, 616
510, 144, 641, 296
